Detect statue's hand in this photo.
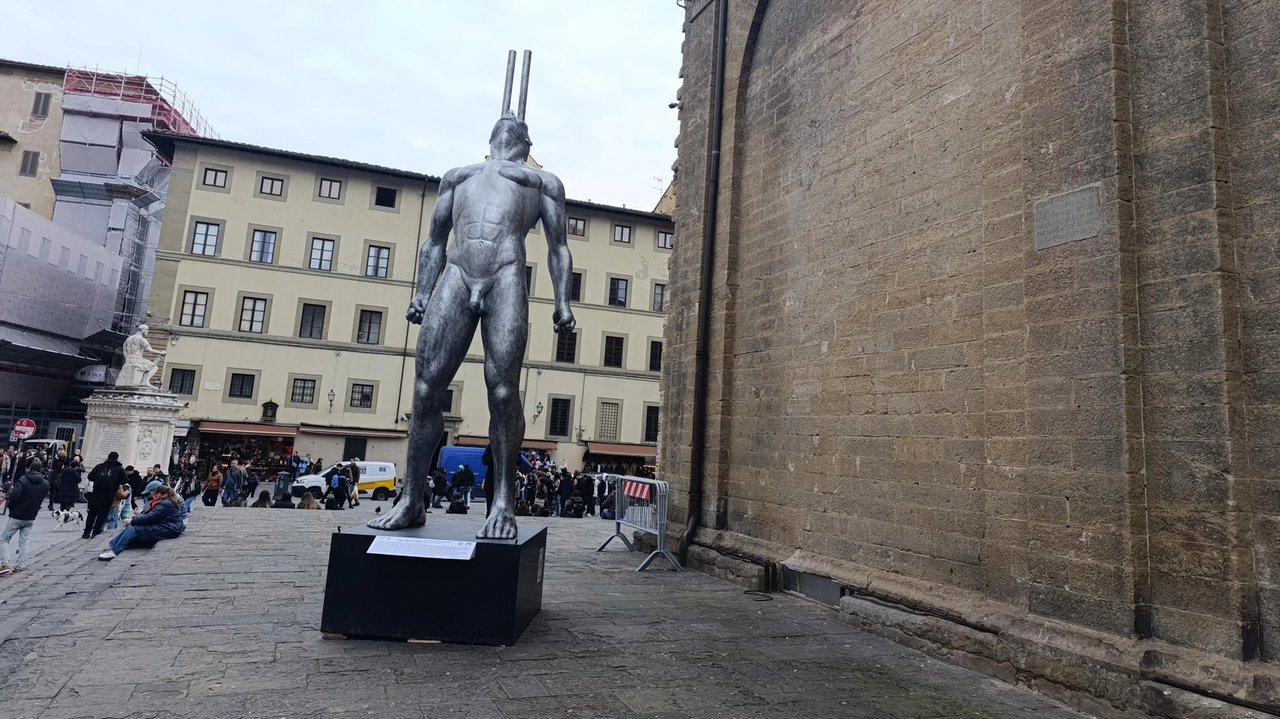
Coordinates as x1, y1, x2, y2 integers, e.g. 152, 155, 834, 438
406, 296, 427, 325
158, 351, 167, 356
553, 304, 576, 335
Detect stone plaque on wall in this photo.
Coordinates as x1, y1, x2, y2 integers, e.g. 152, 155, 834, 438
98, 426, 126, 456
1034, 183, 1102, 250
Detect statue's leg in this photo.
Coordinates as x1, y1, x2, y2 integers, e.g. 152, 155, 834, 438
142, 361, 160, 388
476, 265, 528, 540
368, 266, 478, 530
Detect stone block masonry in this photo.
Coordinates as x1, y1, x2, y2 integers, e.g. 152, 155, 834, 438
662, 0, 1280, 716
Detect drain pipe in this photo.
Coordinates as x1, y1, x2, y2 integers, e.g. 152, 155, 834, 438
680, 0, 729, 567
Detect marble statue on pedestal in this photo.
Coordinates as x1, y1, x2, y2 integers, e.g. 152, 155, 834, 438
114, 324, 166, 390
369, 50, 574, 539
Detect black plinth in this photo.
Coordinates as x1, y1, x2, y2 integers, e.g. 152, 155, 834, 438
321, 522, 546, 646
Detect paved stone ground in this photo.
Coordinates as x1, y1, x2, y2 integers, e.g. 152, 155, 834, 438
0, 504, 1100, 719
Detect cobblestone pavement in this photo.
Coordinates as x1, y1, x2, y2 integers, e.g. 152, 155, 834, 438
0, 503, 1099, 719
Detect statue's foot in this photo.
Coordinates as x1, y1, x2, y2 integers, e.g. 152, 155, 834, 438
367, 500, 426, 530
477, 507, 517, 540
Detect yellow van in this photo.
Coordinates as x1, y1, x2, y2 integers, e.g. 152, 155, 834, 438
291, 461, 398, 501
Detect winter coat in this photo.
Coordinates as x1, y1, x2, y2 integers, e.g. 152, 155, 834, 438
7, 470, 50, 520
128, 497, 185, 541
87, 460, 128, 507
55, 466, 82, 504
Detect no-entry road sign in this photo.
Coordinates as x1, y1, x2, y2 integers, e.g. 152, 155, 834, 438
11, 419, 36, 441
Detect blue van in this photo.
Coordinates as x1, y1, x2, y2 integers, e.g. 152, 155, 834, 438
438, 446, 488, 498
435, 445, 535, 501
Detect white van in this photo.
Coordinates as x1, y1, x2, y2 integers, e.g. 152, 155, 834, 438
291, 461, 398, 501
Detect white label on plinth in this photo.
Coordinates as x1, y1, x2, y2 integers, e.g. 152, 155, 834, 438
366, 536, 477, 560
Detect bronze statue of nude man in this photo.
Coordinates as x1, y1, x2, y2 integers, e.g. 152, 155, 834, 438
369, 50, 573, 539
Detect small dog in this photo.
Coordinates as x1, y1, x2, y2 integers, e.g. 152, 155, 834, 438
51, 508, 84, 531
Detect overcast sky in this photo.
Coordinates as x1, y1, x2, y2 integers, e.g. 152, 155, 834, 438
3, 0, 684, 210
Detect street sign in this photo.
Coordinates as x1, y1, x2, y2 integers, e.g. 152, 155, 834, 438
11, 419, 36, 441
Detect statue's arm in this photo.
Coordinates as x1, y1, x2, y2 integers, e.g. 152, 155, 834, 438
409, 170, 458, 323
539, 172, 575, 334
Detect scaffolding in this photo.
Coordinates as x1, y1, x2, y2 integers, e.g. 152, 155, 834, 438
63, 67, 216, 138
51, 66, 213, 334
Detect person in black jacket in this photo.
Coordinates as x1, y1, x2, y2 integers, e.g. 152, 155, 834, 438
84, 452, 128, 539
0, 459, 50, 574
430, 467, 447, 508
481, 446, 493, 518
55, 462, 82, 511
453, 464, 474, 508
575, 473, 596, 517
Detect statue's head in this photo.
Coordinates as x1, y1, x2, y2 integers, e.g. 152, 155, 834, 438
137, 324, 149, 334
489, 114, 532, 162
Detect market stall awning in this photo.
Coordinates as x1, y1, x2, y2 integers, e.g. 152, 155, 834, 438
298, 424, 407, 439
585, 441, 658, 459
456, 435, 558, 451
198, 421, 297, 437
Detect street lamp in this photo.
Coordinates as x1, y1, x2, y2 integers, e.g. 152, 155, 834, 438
532, 401, 544, 424
328, 389, 336, 413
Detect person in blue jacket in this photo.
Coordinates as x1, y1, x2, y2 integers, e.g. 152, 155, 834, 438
97, 480, 184, 561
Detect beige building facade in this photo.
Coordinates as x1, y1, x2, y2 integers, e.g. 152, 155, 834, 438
0, 59, 65, 218
144, 132, 672, 474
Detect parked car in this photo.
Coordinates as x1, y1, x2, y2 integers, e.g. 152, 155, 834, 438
291, 461, 397, 501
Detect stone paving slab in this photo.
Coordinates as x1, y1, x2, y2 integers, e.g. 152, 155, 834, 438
0, 505, 1100, 718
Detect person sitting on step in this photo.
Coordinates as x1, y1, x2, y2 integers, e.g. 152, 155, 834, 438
98, 481, 184, 561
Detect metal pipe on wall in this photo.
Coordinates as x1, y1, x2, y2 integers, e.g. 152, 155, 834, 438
679, 0, 729, 567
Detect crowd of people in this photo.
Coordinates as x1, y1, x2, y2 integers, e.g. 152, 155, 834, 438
0, 441, 638, 574
0, 448, 188, 572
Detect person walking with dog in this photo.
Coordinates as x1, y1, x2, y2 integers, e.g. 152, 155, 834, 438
55, 460, 81, 511
84, 452, 128, 539
0, 458, 49, 575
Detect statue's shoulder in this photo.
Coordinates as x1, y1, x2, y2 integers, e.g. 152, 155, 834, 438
536, 169, 565, 200
442, 163, 486, 187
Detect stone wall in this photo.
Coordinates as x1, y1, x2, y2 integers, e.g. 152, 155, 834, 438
663, 0, 1280, 714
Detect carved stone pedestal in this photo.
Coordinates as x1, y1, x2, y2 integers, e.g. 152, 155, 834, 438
82, 389, 184, 470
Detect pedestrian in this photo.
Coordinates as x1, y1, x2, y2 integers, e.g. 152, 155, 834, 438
453, 464, 474, 508
84, 452, 128, 539
0, 447, 12, 484
446, 492, 468, 514
55, 460, 82, 511
105, 483, 131, 530
46, 452, 65, 510
0, 458, 50, 575
346, 461, 361, 508
431, 467, 447, 508
564, 491, 585, 518
202, 466, 223, 506
601, 489, 617, 521
97, 482, 184, 561
481, 445, 494, 518
125, 466, 144, 510
250, 490, 271, 508
557, 473, 574, 517
575, 473, 595, 517
222, 460, 245, 506
297, 492, 321, 510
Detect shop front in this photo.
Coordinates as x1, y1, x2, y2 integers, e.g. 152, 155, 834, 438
189, 421, 298, 480
582, 441, 658, 477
